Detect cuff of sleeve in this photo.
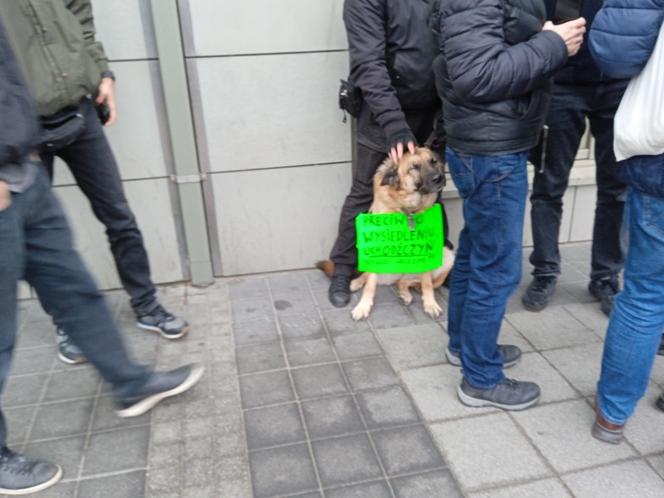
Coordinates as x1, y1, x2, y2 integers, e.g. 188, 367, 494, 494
100, 70, 115, 81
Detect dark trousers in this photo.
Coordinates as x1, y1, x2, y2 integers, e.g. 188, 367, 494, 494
529, 81, 627, 281
0, 166, 151, 447
40, 99, 158, 315
330, 109, 449, 269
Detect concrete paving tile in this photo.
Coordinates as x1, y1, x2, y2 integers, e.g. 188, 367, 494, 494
15, 323, 56, 349
401, 365, 497, 421
231, 297, 274, 323
391, 470, 462, 498
2, 373, 48, 407
542, 343, 604, 396
507, 352, 577, 403
273, 294, 317, 316
311, 286, 359, 311
149, 440, 183, 468
377, 323, 446, 371
326, 480, 391, 498
268, 273, 310, 295
498, 319, 534, 353
506, 308, 598, 350
250, 443, 318, 498
292, 364, 349, 399
10, 347, 56, 375
430, 413, 550, 491
369, 304, 414, 330
563, 459, 664, 498
239, 370, 294, 409
228, 278, 269, 301
557, 281, 598, 305
332, 332, 383, 360
280, 313, 327, 340
244, 403, 305, 450
78, 470, 146, 498
408, 295, 449, 326
232, 318, 280, 346
312, 434, 383, 488
91, 395, 151, 432
285, 337, 336, 366
29, 481, 76, 498
356, 386, 420, 429
647, 453, 664, 479
82, 426, 150, 476
301, 395, 364, 439
236, 342, 286, 374
512, 400, 635, 473
285, 494, 322, 498
42, 368, 100, 402
624, 385, 664, 455
31, 398, 94, 440
343, 358, 398, 392
563, 303, 609, 335
648, 357, 664, 387
322, 309, 371, 337
25, 435, 85, 481
468, 478, 571, 498
372, 425, 444, 475
4, 406, 36, 445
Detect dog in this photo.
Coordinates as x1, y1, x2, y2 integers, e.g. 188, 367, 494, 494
319, 147, 455, 320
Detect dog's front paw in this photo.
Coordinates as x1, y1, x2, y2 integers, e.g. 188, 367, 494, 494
423, 299, 442, 318
399, 289, 413, 306
351, 301, 372, 321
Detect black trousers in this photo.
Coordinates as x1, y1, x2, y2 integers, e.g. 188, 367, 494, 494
529, 81, 628, 281
330, 108, 450, 269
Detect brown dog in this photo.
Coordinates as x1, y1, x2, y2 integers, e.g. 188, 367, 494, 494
319, 147, 455, 320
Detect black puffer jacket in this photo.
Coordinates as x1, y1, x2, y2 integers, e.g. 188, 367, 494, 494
432, 0, 568, 155
344, 0, 439, 148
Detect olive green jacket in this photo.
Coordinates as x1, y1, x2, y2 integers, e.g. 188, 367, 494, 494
0, 0, 110, 116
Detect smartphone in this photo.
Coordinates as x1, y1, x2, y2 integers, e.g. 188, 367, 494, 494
96, 102, 110, 125
554, 0, 583, 23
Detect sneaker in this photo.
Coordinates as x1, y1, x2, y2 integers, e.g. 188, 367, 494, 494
522, 276, 557, 312
0, 447, 62, 495
116, 364, 205, 418
328, 272, 352, 308
656, 393, 664, 412
658, 335, 664, 356
136, 305, 189, 340
588, 278, 620, 317
55, 329, 87, 365
446, 345, 522, 368
457, 377, 541, 411
591, 410, 625, 445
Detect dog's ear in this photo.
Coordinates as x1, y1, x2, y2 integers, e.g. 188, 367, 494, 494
380, 162, 400, 188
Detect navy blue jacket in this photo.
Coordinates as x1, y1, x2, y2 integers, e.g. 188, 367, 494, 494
590, 0, 664, 78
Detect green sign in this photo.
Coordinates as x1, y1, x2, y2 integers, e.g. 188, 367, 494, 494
356, 204, 444, 274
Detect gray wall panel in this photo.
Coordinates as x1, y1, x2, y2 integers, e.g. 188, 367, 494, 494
92, 0, 157, 60
212, 163, 352, 275
191, 53, 351, 173
181, 0, 347, 57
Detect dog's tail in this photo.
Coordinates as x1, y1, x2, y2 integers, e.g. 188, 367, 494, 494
315, 260, 335, 278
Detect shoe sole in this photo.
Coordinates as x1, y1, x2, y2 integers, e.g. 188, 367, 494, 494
457, 385, 540, 411
591, 422, 623, 445
521, 297, 549, 312
588, 286, 613, 317
136, 322, 190, 340
57, 351, 88, 366
446, 349, 520, 369
116, 364, 205, 418
0, 465, 62, 496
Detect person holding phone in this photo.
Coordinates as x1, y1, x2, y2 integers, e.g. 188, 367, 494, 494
0, 1, 189, 365
522, 0, 629, 317
433, 0, 585, 410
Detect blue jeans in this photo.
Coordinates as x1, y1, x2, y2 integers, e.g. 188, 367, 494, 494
597, 154, 664, 424
529, 81, 627, 281
40, 99, 158, 315
446, 148, 529, 389
0, 166, 151, 447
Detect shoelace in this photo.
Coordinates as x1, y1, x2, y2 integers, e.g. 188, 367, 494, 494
0, 450, 37, 475
150, 305, 175, 323
330, 274, 351, 294
532, 277, 555, 292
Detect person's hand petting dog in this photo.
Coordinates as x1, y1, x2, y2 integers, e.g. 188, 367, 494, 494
96, 77, 117, 127
0, 181, 10, 212
387, 127, 416, 163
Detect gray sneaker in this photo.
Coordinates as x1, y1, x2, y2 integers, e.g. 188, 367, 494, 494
446, 345, 522, 368
136, 305, 189, 340
457, 377, 541, 411
56, 329, 87, 365
0, 447, 62, 495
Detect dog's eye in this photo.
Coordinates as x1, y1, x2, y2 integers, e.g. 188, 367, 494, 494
412, 163, 421, 171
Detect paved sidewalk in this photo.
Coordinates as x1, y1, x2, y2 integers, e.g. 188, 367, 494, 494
6, 242, 664, 497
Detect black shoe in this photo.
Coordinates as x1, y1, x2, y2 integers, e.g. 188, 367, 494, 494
116, 364, 205, 418
55, 328, 88, 365
457, 377, 541, 411
136, 305, 189, 340
589, 278, 620, 317
658, 335, 664, 356
0, 447, 62, 495
328, 272, 352, 308
446, 345, 522, 368
657, 393, 664, 412
522, 276, 557, 312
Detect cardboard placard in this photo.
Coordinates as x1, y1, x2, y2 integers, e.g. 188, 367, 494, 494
356, 204, 444, 273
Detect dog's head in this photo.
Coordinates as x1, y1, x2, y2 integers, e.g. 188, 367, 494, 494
374, 147, 445, 212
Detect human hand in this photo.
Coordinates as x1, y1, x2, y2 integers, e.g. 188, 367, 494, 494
389, 141, 416, 163
96, 77, 117, 127
543, 18, 587, 57
0, 181, 11, 212
387, 128, 416, 163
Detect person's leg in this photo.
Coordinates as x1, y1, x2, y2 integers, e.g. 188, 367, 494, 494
446, 224, 471, 355
596, 189, 664, 426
